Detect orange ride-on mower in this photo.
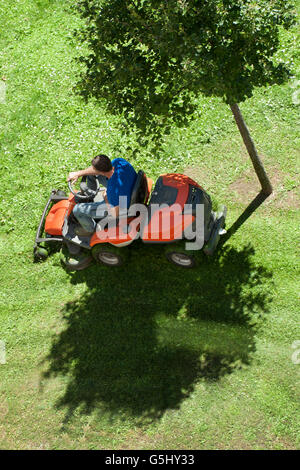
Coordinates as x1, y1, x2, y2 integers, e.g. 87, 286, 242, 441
33, 171, 227, 270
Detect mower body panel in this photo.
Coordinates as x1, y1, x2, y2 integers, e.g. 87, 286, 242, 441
44, 193, 76, 236
90, 216, 140, 247
141, 174, 212, 244
45, 200, 69, 236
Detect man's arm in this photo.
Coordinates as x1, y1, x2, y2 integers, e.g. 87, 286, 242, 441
67, 166, 100, 182
102, 190, 120, 218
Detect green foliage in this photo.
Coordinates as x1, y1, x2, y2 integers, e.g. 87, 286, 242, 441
75, 0, 297, 133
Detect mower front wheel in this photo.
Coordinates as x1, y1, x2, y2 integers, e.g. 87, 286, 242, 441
62, 252, 93, 271
34, 246, 48, 262
92, 244, 124, 267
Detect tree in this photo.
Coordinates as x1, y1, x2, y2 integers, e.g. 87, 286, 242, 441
75, 0, 296, 196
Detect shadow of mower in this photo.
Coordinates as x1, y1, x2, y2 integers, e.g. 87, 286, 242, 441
43, 242, 272, 424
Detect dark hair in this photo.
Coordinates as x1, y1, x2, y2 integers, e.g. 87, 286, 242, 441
91, 154, 112, 173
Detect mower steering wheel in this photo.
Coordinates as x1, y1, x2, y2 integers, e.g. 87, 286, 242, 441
68, 175, 100, 201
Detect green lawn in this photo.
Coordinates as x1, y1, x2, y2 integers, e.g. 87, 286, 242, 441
0, 0, 299, 450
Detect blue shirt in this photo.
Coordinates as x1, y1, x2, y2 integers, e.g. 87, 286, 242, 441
106, 158, 137, 208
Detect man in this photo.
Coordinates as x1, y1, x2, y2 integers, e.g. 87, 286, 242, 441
67, 154, 137, 236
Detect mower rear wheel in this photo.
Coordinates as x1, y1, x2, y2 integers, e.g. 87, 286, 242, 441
92, 244, 123, 267
165, 241, 196, 268
166, 251, 195, 268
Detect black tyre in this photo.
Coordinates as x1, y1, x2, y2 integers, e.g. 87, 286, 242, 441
165, 241, 196, 268
56, 190, 67, 197
92, 244, 124, 267
62, 252, 93, 271
166, 251, 195, 268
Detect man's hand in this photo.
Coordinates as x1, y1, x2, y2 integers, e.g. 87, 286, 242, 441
67, 171, 80, 182
67, 165, 102, 183
102, 189, 107, 201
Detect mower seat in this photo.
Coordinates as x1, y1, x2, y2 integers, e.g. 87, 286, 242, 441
129, 170, 149, 206
92, 171, 152, 225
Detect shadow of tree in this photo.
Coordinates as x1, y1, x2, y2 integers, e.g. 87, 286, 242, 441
43, 243, 272, 425
222, 191, 270, 243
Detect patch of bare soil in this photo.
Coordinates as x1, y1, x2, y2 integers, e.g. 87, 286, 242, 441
0, 396, 8, 441
0, 395, 8, 419
120, 429, 164, 450
275, 190, 299, 210
230, 166, 299, 210
229, 172, 261, 204
184, 163, 299, 210
184, 166, 210, 186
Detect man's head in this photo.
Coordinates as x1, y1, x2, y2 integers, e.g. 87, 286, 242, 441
91, 154, 113, 176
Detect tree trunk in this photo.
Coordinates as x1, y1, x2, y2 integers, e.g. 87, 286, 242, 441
230, 103, 273, 196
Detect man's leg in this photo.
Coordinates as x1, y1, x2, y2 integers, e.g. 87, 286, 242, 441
73, 201, 110, 232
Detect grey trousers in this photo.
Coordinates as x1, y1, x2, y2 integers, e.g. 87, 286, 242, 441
72, 174, 110, 232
